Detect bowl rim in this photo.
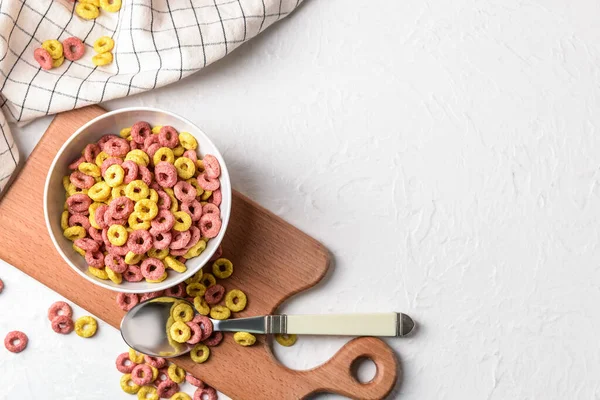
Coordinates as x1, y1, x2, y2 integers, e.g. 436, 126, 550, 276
43, 106, 231, 294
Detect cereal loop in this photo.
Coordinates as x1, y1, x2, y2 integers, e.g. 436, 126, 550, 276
212, 258, 233, 279
125, 180, 150, 202
210, 305, 231, 320
62, 37, 85, 61
203, 331, 223, 347
93, 36, 114, 53
34, 48, 53, 70
172, 393, 192, 400
100, 0, 121, 12
193, 296, 210, 315
174, 157, 196, 179
234, 331, 256, 346
225, 289, 247, 312
153, 147, 175, 165
204, 284, 225, 305
164, 256, 187, 273
199, 213, 221, 238
104, 164, 125, 187
275, 333, 298, 347
116, 352, 136, 373
167, 364, 186, 384
202, 155, 221, 179
131, 121, 152, 144
120, 374, 140, 394
131, 364, 153, 386
137, 386, 159, 400
196, 173, 220, 191
185, 374, 205, 388
193, 387, 217, 400
190, 343, 210, 364
172, 303, 194, 323
129, 348, 145, 363
155, 162, 178, 188
186, 283, 206, 297
103, 137, 130, 157
134, 199, 158, 221
47, 301, 73, 321
200, 273, 216, 288
173, 211, 192, 232
107, 224, 128, 246
76, 3, 100, 19
158, 126, 179, 148
51, 315, 74, 334
116, 293, 139, 311
186, 322, 203, 344
123, 265, 144, 282
169, 321, 192, 343
157, 380, 180, 398
42, 39, 63, 59
140, 258, 166, 281
92, 52, 113, 66
4, 331, 28, 353
74, 316, 98, 338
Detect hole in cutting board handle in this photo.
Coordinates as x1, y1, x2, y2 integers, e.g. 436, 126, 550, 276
351, 356, 377, 384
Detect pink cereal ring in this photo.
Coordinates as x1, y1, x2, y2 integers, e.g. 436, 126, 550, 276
174, 181, 196, 203
199, 213, 222, 239
4, 331, 28, 353
108, 196, 134, 220
201, 203, 220, 217
186, 374, 205, 388
204, 284, 225, 305
121, 160, 139, 184
154, 162, 177, 188
158, 126, 179, 148
116, 292, 139, 311
203, 331, 223, 347
157, 368, 172, 384
74, 238, 99, 252
95, 205, 109, 229
116, 352, 136, 373
131, 121, 152, 144
143, 355, 167, 369
151, 230, 172, 250
184, 226, 201, 250
88, 227, 103, 243
186, 322, 203, 344
97, 134, 118, 148
100, 157, 123, 176
146, 143, 161, 158
70, 171, 95, 189
209, 245, 223, 262
34, 48, 52, 70
103, 137, 130, 157
164, 283, 185, 298
183, 150, 198, 162
140, 258, 166, 280
156, 190, 171, 210
157, 380, 180, 398
209, 189, 222, 207
193, 315, 213, 341
202, 155, 221, 179
143, 134, 159, 150
150, 181, 161, 191
103, 212, 127, 228
68, 156, 85, 171
139, 290, 164, 302
105, 254, 127, 273
51, 315, 74, 334
69, 214, 91, 230
181, 200, 203, 222
150, 209, 175, 232
127, 230, 153, 254
47, 301, 73, 321
62, 36, 85, 61
194, 387, 218, 400
196, 173, 220, 191
84, 143, 101, 163
138, 164, 152, 186
168, 248, 188, 256
85, 250, 104, 267
106, 243, 130, 256
67, 194, 92, 214
169, 230, 191, 250
131, 364, 153, 386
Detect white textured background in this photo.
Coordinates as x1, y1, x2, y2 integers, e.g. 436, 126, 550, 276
2, 0, 600, 398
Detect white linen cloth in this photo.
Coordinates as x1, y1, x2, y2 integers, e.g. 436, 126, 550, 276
0, 0, 301, 193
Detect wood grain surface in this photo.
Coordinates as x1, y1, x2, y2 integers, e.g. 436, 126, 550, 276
0, 106, 399, 399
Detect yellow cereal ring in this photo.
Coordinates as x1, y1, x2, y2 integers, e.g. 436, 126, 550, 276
167, 192, 179, 213
61, 210, 69, 230
107, 224, 128, 246
89, 211, 100, 229
106, 267, 122, 284
125, 149, 150, 167
184, 271, 202, 284
212, 258, 233, 279
64, 201, 69, 211
147, 247, 169, 260
88, 266, 108, 280
164, 256, 187, 273
169, 321, 191, 343
196, 160, 205, 174
120, 374, 140, 394
88, 181, 111, 202
152, 126, 162, 134
178, 132, 197, 150
210, 305, 231, 320
80, 0, 99, 5
168, 302, 185, 319
225, 289, 247, 313
129, 348, 145, 363
148, 189, 159, 203
66, 183, 87, 196
183, 240, 206, 259
167, 364, 186, 383
149, 365, 158, 382
112, 184, 127, 199
95, 151, 110, 167
233, 332, 256, 346
200, 273, 216, 288
93, 36, 114, 54
104, 164, 124, 187
78, 162, 101, 177
185, 283, 206, 297
190, 344, 210, 364
275, 333, 297, 347
172, 211, 191, 231
42, 39, 63, 59
128, 212, 151, 230
120, 127, 132, 139
92, 52, 113, 66
174, 157, 195, 179
62, 175, 71, 191
63, 226, 86, 241
125, 180, 149, 201
193, 296, 210, 316
75, 316, 98, 338
125, 251, 144, 265
171, 393, 192, 400
134, 199, 158, 221
137, 386, 158, 400
186, 178, 204, 197
153, 147, 174, 165
52, 56, 64, 68
201, 190, 212, 201
173, 145, 185, 157
75, 3, 99, 20
146, 272, 168, 283
100, 0, 121, 12
73, 244, 86, 257
172, 303, 194, 322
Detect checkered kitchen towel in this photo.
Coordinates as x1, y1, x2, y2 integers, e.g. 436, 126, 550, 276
0, 0, 302, 194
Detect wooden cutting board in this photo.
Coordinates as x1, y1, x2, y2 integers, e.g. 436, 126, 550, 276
0, 106, 399, 399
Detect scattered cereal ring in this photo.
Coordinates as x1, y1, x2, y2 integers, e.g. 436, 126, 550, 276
92, 52, 113, 66
123, 265, 144, 282
131, 364, 153, 386
116, 352, 137, 373
157, 379, 179, 398
174, 157, 196, 179
155, 162, 178, 188
212, 258, 233, 279
120, 373, 141, 394
129, 348, 145, 363
186, 322, 203, 344
47, 301, 73, 321
143, 355, 167, 368
62, 36, 85, 61
134, 199, 158, 221
275, 333, 298, 347
164, 282, 185, 298
190, 343, 210, 364
103, 137, 130, 157
34, 48, 52, 70
204, 284, 225, 305
203, 331, 223, 347
52, 55, 64, 68
137, 385, 158, 400
76, 3, 100, 20
100, 0, 121, 12
193, 315, 213, 341
93, 36, 114, 54
167, 364, 186, 383
196, 173, 220, 191
172, 303, 194, 323
164, 256, 187, 273
200, 273, 216, 288
186, 283, 206, 297
199, 213, 222, 239
51, 315, 74, 334
193, 387, 217, 400
158, 126, 179, 148
140, 258, 166, 281
139, 290, 165, 302
169, 321, 192, 343
210, 305, 230, 320
225, 289, 247, 312
74, 316, 98, 338
42, 39, 63, 60
172, 393, 192, 400
116, 293, 139, 311
234, 331, 256, 346
185, 374, 205, 388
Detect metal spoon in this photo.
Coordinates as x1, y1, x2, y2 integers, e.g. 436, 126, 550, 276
120, 296, 415, 358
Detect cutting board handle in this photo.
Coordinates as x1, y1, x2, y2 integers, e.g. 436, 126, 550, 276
300, 337, 398, 399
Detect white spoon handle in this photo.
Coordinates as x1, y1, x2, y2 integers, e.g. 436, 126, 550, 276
285, 313, 414, 337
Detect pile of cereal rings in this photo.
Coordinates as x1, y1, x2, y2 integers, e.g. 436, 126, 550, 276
62, 122, 224, 286
34, 37, 85, 70
75, 0, 121, 20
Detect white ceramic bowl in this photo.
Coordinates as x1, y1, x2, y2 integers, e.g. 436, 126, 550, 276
44, 107, 231, 293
